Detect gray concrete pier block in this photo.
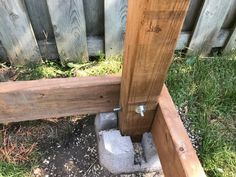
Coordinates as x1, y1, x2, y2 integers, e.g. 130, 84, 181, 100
95, 112, 163, 175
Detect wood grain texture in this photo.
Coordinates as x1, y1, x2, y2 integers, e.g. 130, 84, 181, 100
151, 85, 206, 177
0, 76, 120, 123
119, 0, 190, 136
83, 0, 104, 36
105, 0, 128, 57
46, 0, 88, 64
187, 0, 233, 56
0, 0, 41, 65
224, 26, 236, 53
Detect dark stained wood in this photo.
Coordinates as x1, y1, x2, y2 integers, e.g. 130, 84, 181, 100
151, 85, 206, 177
0, 76, 120, 123
119, 0, 190, 136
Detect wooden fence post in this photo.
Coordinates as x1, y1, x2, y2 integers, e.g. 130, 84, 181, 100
119, 0, 190, 137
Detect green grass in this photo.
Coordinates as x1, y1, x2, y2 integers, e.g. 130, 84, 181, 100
15, 55, 122, 81
166, 53, 236, 177
0, 162, 29, 177
1, 53, 236, 176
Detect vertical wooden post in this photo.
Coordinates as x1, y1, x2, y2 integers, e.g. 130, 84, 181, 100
119, 0, 189, 136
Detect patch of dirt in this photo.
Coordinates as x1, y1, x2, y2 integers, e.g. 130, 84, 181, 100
0, 68, 17, 82
37, 116, 160, 177
1, 116, 161, 177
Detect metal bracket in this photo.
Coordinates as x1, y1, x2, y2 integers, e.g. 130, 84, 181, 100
113, 106, 122, 112
135, 105, 146, 117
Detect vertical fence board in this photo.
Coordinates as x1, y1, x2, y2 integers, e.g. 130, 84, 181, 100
24, 0, 58, 60
24, 0, 54, 40
87, 36, 104, 56
0, 41, 8, 62
83, 0, 104, 36
182, 0, 204, 31
222, 0, 236, 29
46, 0, 88, 64
105, 0, 128, 57
187, 0, 232, 56
224, 27, 236, 53
0, 0, 41, 65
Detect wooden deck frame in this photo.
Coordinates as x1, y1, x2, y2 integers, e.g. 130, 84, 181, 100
0, 78, 205, 176
0, 0, 206, 175
0, 76, 120, 123
152, 85, 206, 177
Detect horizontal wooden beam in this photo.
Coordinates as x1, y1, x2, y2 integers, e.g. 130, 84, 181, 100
151, 85, 206, 177
0, 76, 120, 123
0, 76, 205, 175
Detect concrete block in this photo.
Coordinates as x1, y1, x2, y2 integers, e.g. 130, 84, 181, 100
95, 112, 162, 175
98, 130, 134, 174
141, 132, 162, 171
95, 112, 117, 135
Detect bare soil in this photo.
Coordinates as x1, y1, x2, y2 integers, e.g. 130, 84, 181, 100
1, 116, 161, 177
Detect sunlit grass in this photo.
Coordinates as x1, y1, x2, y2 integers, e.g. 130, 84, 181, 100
167, 53, 236, 177
0, 161, 29, 177
15, 55, 122, 81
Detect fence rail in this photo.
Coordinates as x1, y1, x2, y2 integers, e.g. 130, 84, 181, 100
0, 0, 236, 65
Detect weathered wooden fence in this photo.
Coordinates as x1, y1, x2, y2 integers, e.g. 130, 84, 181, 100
0, 0, 235, 65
